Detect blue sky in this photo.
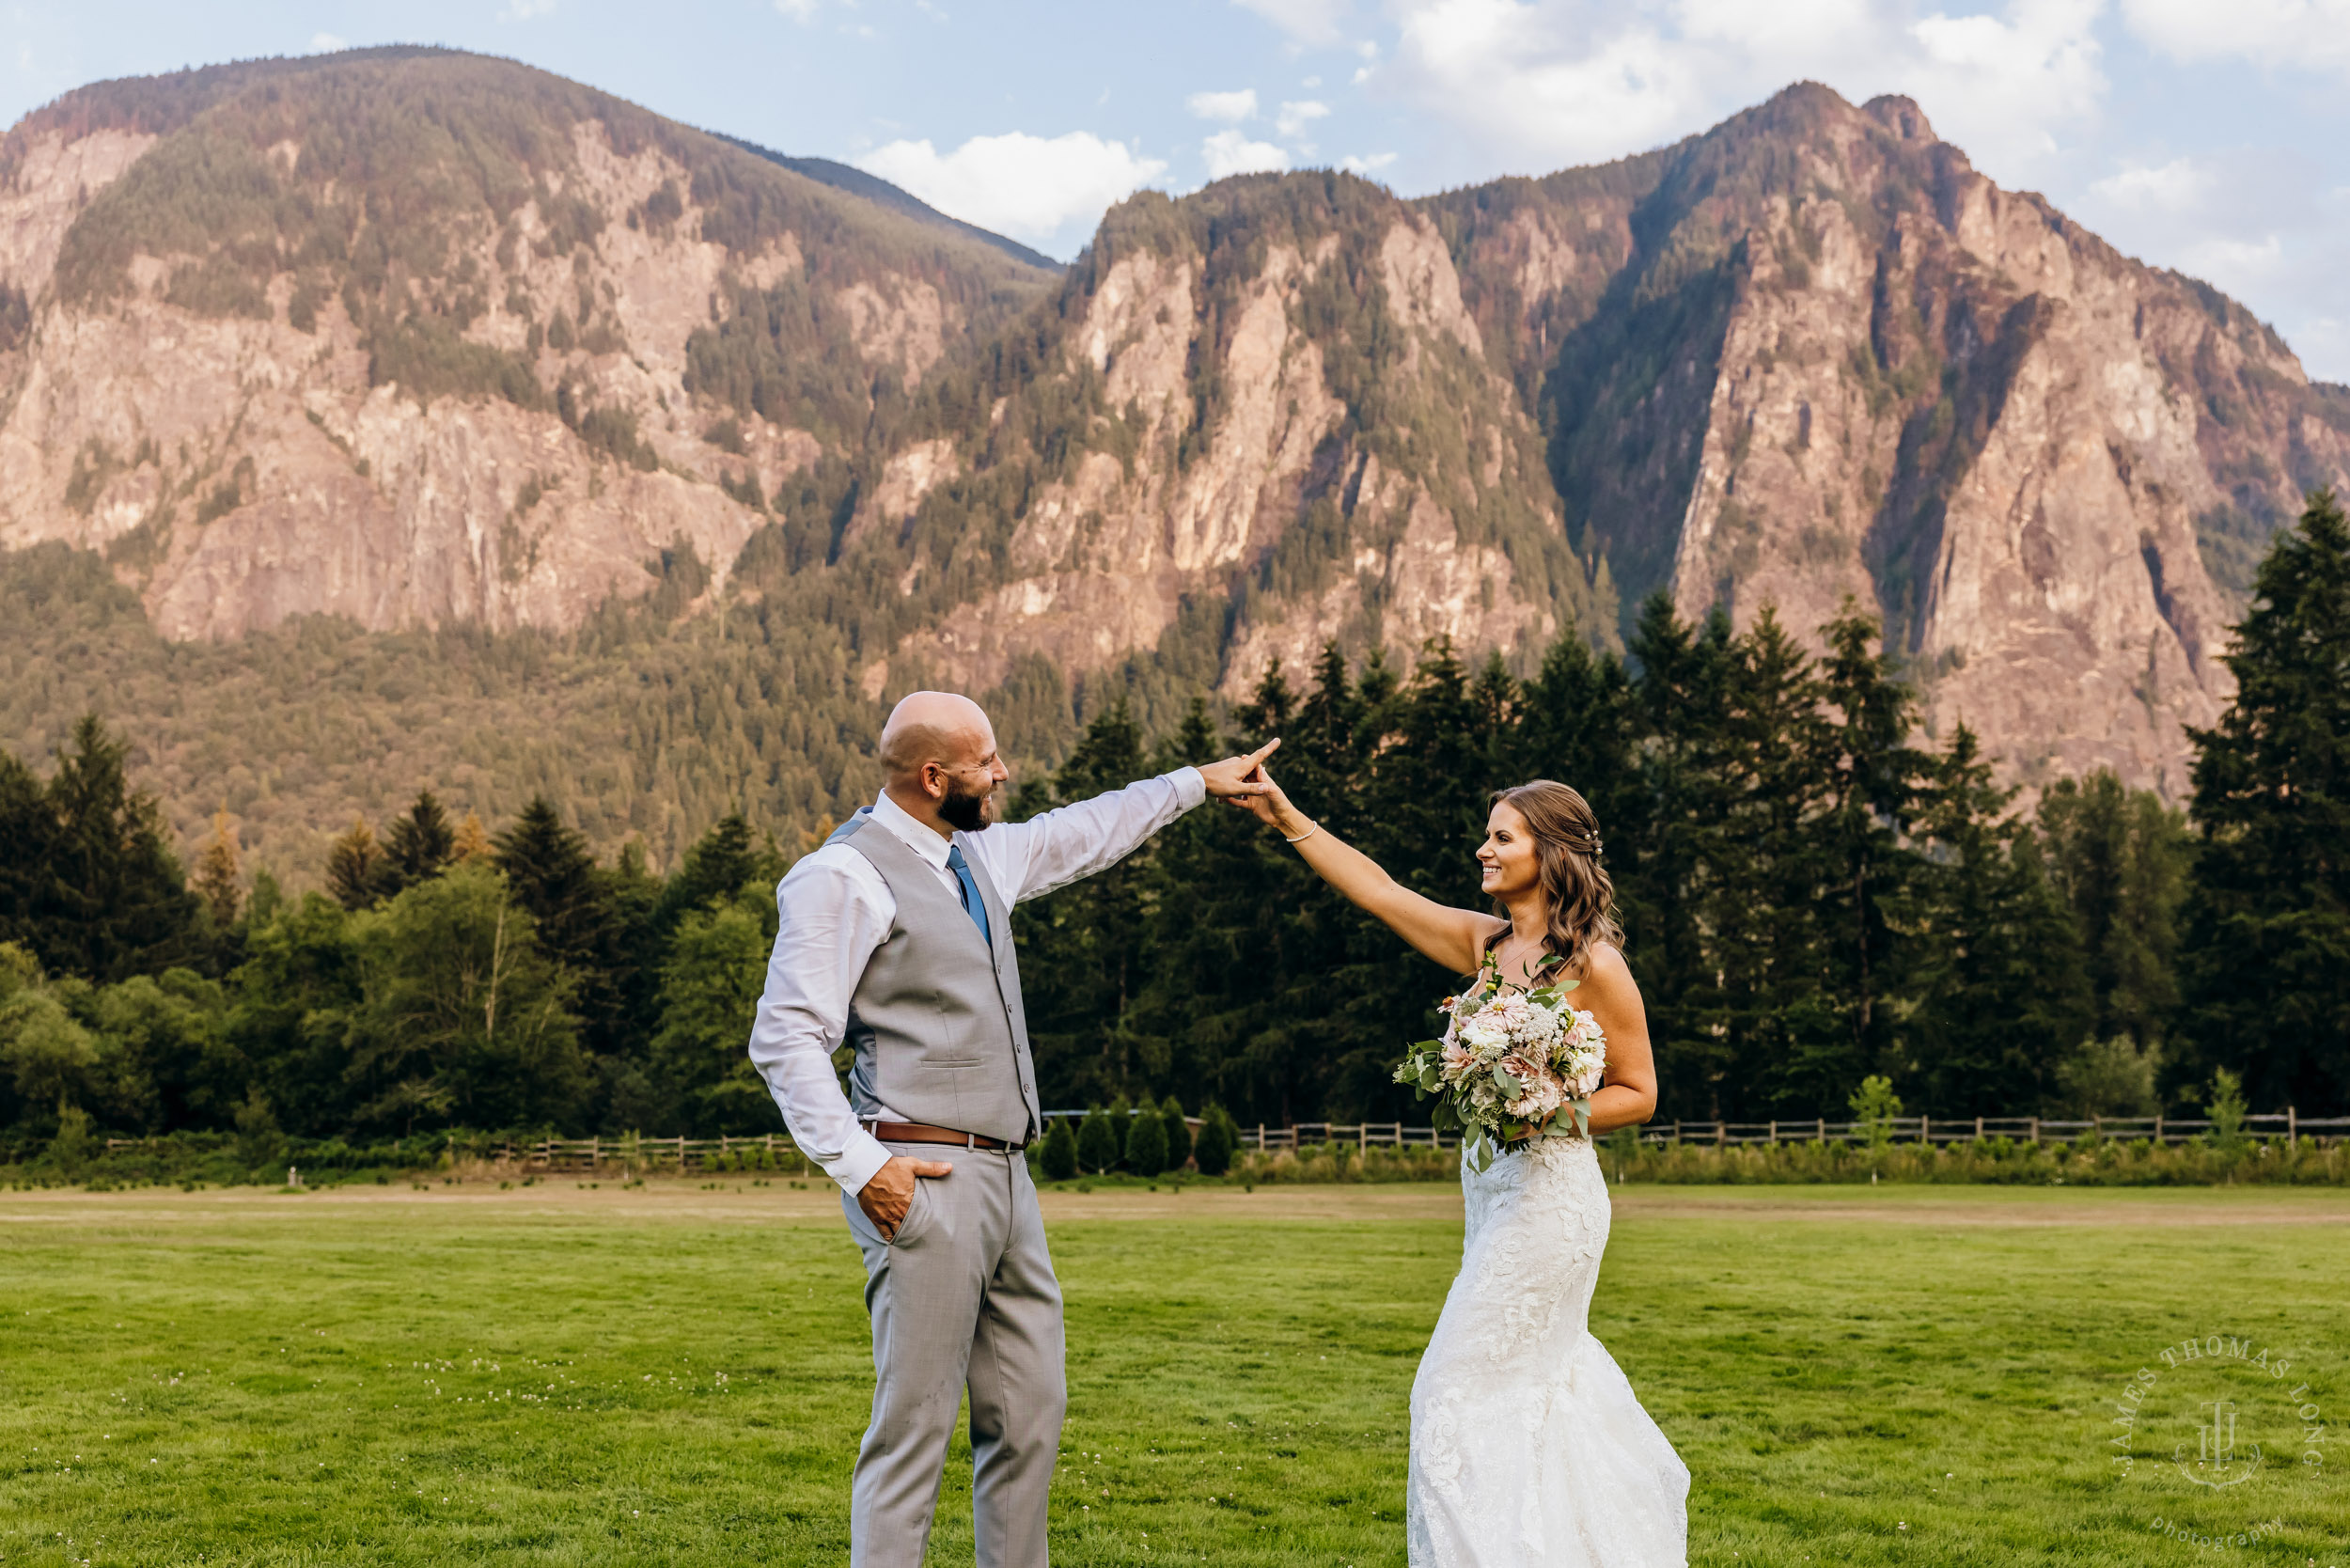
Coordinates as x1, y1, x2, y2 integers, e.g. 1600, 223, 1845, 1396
8, 1, 2349, 378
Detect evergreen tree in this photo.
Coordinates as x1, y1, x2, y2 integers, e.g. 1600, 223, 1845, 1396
1015, 702, 1156, 1106
495, 796, 630, 1056
18, 715, 201, 982
1106, 1091, 1134, 1161
2182, 490, 2350, 1111
1126, 1103, 1168, 1176
1159, 1093, 1192, 1168
1037, 1115, 1079, 1181
191, 808, 243, 930
1074, 1105, 1119, 1173
1897, 725, 2091, 1114
380, 790, 457, 894
325, 819, 386, 911
2036, 771, 2187, 1047
1191, 1103, 1237, 1176
656, 812, 774, 929
1801, 604, 1928, 1109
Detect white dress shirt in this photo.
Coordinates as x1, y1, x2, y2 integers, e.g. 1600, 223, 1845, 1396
747, 767, 1208, 1195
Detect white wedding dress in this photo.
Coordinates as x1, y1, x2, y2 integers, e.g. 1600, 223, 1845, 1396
1406, 1132, 1690, 1565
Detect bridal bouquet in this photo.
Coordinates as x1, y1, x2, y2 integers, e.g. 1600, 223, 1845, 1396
1393, 953, 1607, 1171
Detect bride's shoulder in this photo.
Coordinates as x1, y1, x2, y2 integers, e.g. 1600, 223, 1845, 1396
1573, 941, 1636, 989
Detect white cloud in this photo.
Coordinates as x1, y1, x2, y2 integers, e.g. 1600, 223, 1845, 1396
1187, 87, 1260, 122
500, 0, 558, 19
775, 0, 820, 20
1235, 0, 1356, 47
309, 32, 350, 53
1275, 99, 1330, 138
2120, 0, 2350, 75
1202, 129, 1292, 179
2092, 156, 2216, 215
858, 131, 1168, 248
1370, 0, 2103, 181
1341, 151, 1399, 174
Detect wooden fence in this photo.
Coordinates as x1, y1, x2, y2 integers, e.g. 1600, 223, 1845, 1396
102, 1110, 2350, 1172
1235, 1111, 2350, 1153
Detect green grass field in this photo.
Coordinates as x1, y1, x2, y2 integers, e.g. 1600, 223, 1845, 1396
2, 1181, 2344, 1565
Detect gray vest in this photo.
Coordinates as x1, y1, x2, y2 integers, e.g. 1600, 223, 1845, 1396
828, 810, 1041, 1144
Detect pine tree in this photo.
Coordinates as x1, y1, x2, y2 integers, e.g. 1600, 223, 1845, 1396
381, 790, 457, 893
1015, 701, 1154, 1106
2182, 489, 2350, 1111
1106, 1092, 1134, 1161
26, 714, 200, 981
191, 808, 243, 930
1074, 1105, 1119, 1174
325, 818, 385, 911
1159, 1093, 1192, 1168
1898, 725, 2091, 1114
1191, 1103, 1237, 1177
1037, 1116, 1079, 1181
2036, 771, 2187, 1047
1126, 1104, 1168, 1176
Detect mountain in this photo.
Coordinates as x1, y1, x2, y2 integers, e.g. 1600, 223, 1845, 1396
847, 85, 2350, 799
2, 58, 2345, 880
0, 47, 1056, 639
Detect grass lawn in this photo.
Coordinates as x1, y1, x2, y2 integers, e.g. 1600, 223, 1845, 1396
2, 1179, 2344, 1565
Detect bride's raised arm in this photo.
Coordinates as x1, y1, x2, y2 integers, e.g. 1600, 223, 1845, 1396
1230, 768, 1499, 974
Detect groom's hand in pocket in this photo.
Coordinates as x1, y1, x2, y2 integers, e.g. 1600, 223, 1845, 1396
858, 1154, 952, 1239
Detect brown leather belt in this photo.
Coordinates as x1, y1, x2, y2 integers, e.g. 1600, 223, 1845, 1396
864, 1120, 1024, 1152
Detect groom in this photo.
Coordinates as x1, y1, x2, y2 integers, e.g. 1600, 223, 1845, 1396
746, 690, 1276, 1567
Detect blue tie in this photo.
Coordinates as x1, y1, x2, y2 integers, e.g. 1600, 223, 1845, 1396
946, 844, 992, 949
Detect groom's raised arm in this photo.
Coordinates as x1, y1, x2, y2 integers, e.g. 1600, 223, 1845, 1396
968, 741, 1278, 902
969, 767, 1206, 904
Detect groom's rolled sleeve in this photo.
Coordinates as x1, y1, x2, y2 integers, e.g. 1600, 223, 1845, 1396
746, 855, 894, 1196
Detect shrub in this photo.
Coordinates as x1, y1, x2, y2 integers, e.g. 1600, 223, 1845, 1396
1848, 1074, 1902, 1152
2205, 1067, 2249, 1151
1127, 1107, 1168, 1177
1038, 1117, 1078, 1181
1106, 1095, 1133, 1162
1160, 1095, 1192, 1169
233, 1087, 283, 1172
1074, 1107, 1119, 1174
1193, 1104, 1237, 1177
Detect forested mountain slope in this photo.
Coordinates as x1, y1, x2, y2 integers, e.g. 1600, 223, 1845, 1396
0, 47, 1054, 638
2, 58, 2345, 881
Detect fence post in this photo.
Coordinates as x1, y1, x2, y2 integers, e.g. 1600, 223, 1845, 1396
2288, 1105, 2297, 1149
2154, 1113, 2163, 1145
2029, 1116, 2040, 1145
1816, 1117, 1825, 1141
1920, 1115, 1930, 1146
1768, 1120, 1778, 1144
1716, 1121, 1726, 1148
1975, 1116, 1984, 1140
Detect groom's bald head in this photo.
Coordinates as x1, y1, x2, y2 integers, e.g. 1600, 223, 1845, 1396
880, 691, 995, 781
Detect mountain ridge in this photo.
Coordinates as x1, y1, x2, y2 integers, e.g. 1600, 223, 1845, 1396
2, 55, 2345, 879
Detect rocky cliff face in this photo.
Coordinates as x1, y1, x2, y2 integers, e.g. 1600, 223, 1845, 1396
0, 49, 1052, 640
1420, 87, 2350, 794
4, 59, 2344, 805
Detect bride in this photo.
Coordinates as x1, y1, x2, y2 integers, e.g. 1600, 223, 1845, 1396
1233, 774, 1690, 1566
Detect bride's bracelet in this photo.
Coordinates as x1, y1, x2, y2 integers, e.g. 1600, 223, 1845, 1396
1283, 819, 1320, 845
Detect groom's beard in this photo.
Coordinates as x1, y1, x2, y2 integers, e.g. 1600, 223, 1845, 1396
940, 776, 993, 832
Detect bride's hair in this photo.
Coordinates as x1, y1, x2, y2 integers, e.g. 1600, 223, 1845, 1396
1490, 780, 1622, 970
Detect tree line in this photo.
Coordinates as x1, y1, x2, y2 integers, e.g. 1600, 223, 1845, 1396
4, 493, 2347, 1152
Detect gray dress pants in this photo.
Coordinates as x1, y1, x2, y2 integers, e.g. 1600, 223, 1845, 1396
841, 1140, 1066, 1567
